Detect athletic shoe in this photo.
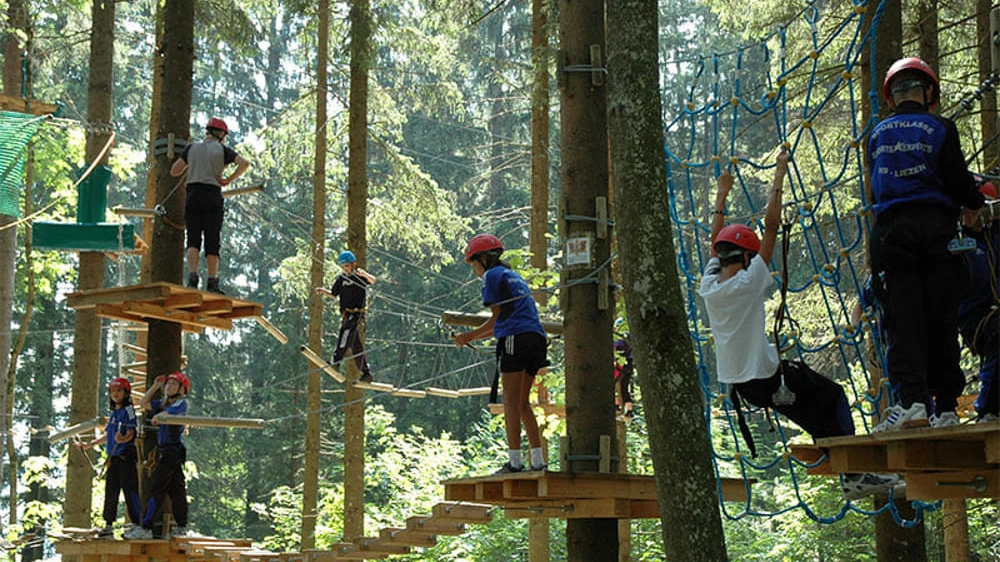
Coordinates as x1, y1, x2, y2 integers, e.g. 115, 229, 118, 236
98, 526, 114, 539
123, 526, 153, 540
527, 464, 548, 472
842, 473, 901, 500
493, 462, 523, 475
358, 372, 373, 383
929, 411, 960, 428
873, 403, 928, 432
170, 526, 188, 538
186, 273, 199, 289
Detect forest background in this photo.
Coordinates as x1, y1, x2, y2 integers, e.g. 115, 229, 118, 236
0, 0, 997, 561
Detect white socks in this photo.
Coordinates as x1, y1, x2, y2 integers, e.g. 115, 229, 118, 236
508, 449, 523, 469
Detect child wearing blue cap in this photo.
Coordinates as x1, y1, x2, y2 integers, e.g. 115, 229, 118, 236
316, 250, 377, 382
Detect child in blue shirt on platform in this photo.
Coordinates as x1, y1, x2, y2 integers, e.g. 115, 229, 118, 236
124, 372, 190, 539
74, 378, 141, 538
453, 234, 549, 474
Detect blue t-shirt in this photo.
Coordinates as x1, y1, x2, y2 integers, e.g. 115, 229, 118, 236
105, 405, 137, 457
481, 266, 545, 338
151, 398, 188, 446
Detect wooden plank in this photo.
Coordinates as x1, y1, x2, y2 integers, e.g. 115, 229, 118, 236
0, 93, 60, 115
985, 432, 1000, 464
121, 301, 233, 330
816, 423, 999, 447
535, 473, 656, 501
904, 470, 1000, 500
442, 310, 564, 335
67, 284, 174, 309
404, 516, 466, 536
828, 445, 887, 473
376, 528, 436, 548
720, 477, 751, 503
442, 482, 477, 501
502, 498, 655, 519
430, 502, 493, 523
162, 293, 205, 309
788, 445, 835, 474
352, 537, 410, 555
886, 440, 987, 471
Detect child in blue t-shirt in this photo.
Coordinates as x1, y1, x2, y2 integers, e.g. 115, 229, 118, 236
453, 234, 549, 474
74, 378, 141, 538
124, 372, 190, 539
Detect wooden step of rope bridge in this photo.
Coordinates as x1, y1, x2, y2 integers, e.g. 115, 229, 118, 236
443, 470, 751, 519
66, 282, 286, 341
788, 420, 1000, 500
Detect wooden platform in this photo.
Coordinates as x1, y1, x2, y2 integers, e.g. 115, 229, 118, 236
66, 283, 263, 333
789, 421, 1000, 500
56, 535, 275, 562
442, 470, 751, 519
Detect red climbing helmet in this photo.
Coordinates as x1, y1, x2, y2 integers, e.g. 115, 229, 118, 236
166, 371, 190, 393
464, 234, 503, 263
981, 181, 997, 200
714, 224, 760, 254
206, 117, 229, 134
882, 57, 940, 110
108, 377, 131, 392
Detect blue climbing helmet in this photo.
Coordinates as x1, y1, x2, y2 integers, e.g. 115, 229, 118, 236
337, 250, 357, 265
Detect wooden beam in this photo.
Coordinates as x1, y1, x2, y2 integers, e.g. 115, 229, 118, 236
47, 418, 103, 443
430, 502, 494, 523
442, 310, 563, 335
255, 316, 289, 344
154, 415, 265, 429
0, 94, 59, 115
120, 301, 233, 330
904, 470, 1000, 500
67, 284, 174, 309
886, 440, 987, 471
377, 528, 436, 548
298, 345, 344, 383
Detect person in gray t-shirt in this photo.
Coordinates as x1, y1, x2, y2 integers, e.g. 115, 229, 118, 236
170, 117, 250, 294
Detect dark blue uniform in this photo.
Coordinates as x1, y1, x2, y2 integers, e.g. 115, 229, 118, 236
868, 101, 984, 414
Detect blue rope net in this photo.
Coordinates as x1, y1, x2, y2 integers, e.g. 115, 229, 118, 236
663, 0, 939, 526
0, 111, 46, 217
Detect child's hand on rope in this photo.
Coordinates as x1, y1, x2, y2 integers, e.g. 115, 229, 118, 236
717, 168, 734, 196
776, 149, 790, 171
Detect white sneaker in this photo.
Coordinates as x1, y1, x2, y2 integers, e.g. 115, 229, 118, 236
930, 411, 960, 427
873, 403, 929, 432
842, 473, 901, 500
170, 526, 188, 538
123, 526, 152, 540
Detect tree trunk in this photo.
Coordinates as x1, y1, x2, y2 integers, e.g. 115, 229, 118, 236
528, 1, 551, 558
65, 0, 117, 529
978, 0, 998, 170
343, 0, 372, 543
558, 0, 617, 559
606, 0, 728, 559
915, 1, 938, 72
301, 0, 329, 549
143, 0, 193, 533
0, 0, 28, 535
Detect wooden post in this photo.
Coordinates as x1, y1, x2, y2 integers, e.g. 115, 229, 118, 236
942, 499, 969, 562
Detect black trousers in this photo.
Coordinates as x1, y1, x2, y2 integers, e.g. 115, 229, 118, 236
334, 312, 370, 375
104, 451, 141, 525
872, 204, 965, 412
734, 360, 855, 441
141, 445, 187, 528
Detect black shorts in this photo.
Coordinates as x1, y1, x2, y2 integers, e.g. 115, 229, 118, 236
496, 332, 549, 376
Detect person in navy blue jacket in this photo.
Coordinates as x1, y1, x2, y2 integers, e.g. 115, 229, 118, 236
867, 57, 985, 431
453, 234, 549, 474
958, 182, 999, 423
124, 372, 191, 539
74, 378, 142, 538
